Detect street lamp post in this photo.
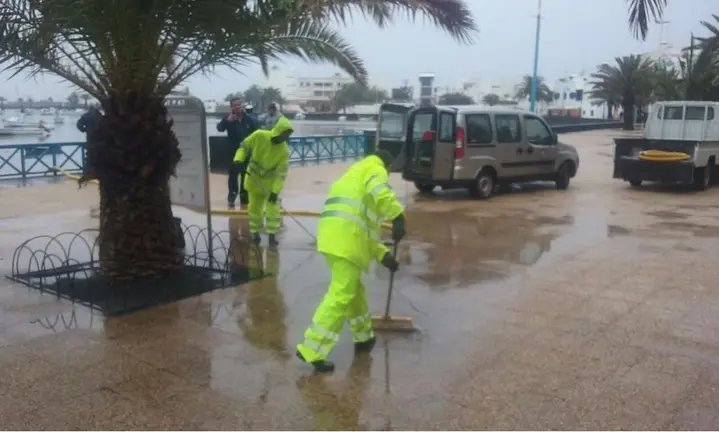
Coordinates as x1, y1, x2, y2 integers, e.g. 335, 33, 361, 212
529, 0, 543, 112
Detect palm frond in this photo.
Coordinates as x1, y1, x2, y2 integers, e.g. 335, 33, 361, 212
626, 0, 667, 40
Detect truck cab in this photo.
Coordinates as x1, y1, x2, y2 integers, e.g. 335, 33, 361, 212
376, 102, 580, 199
613, 101, 719, 190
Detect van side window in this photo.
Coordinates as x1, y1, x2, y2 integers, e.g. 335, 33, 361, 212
664, 106, 683, 120
438, 112, 455, 141
494, 115, 521, 143
686, 106, 707, 120
465, 114, 493, 145
524, 116, 553, 145
709, 107, 715, 120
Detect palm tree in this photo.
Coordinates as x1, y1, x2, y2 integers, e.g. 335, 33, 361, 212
80, 93, 90, 108
0, 0, 476, 279
589, 55, 655, 130
482, 93, 500, 106
625, 0, 668, 40
514, 75, 554, 104
243, 85, 265, 110
67, 92, 80, 108
261, 87, 285, 111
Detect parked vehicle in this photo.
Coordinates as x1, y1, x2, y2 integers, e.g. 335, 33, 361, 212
375, 103, 580, 199
613, 101, 719, 190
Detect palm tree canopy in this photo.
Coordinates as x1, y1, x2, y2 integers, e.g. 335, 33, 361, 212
514, 75, 553, 103
589, 54, 655, 105
0, 0, 477, 99
626, 0, 667, 40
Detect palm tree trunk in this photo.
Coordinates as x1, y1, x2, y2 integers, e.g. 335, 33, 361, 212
622, 96, 635, 130
90, 91, 183, 279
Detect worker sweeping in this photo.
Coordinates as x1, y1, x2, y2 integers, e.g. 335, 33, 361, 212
296, 150, 406, 373
233, 116, 293, 246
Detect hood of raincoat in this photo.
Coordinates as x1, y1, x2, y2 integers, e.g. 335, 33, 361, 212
271, 116, 293, 138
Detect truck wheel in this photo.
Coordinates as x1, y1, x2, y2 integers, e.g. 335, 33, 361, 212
555, 163, 571, 190
693, 166, 711, 191
470, 169, 495, 199
629, 179, 642, 187
414, 182, 435, 194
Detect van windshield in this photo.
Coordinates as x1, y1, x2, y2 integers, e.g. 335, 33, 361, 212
379, 111, 406, 139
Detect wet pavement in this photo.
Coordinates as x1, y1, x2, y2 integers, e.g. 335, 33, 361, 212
2, 129, 719, 429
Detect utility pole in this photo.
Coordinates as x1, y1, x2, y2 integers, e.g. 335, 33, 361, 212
529, 0, 543, 112
687, 33, 697, 99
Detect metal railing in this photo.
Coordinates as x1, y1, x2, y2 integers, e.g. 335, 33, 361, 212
0, 134, 369, 181
0, 142, 86, 180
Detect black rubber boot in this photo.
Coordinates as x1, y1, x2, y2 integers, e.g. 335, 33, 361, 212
296, 350, 335, 373
227, 193, 236, 209
251, 233, 261, 245
228, 201, 236, 210
354, 337, 376, 354
268, 234, 279, 246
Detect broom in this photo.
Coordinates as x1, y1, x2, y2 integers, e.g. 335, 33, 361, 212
371, 241, 416, 332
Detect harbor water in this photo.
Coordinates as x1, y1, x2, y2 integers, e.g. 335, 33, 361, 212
0, 111, 375, 181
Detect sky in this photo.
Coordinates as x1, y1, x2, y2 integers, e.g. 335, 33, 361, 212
1, 0, 718, 101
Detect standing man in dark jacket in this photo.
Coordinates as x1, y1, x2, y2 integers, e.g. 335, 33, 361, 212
217, 98, 259, 208
76, 107, 101, 139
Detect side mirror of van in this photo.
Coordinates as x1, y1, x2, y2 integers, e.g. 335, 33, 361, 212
551, 133, 558, 145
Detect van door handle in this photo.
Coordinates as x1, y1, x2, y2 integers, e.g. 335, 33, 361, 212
516, 148, 524, 155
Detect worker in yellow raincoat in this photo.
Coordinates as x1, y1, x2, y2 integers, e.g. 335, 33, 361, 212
233, 116, 293, 246
296, 150, 406, 372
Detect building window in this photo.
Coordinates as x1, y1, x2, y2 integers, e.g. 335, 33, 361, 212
576, 90, 584, 101
314, 82, 323, 87
591, 110, 594, 116
313, 91, 323, 96
324, 82, 333, 87
553, 92, 560, 100
569, 92, 576, 100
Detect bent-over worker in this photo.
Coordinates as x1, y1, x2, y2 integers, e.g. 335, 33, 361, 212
296, 150, 406, 372
233, 116, 293, 246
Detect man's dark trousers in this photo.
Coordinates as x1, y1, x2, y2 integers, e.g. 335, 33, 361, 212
228, 162, 248, 206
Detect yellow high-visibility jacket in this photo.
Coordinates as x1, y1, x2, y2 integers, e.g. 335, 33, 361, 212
317, 155, 404, 272
233, 116, 292, 194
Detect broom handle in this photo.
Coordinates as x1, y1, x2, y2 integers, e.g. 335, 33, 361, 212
383, 241, 399, 318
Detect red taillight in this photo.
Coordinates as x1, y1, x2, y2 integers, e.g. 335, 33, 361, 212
454, 126, 465, 159
421, 130, 435, 141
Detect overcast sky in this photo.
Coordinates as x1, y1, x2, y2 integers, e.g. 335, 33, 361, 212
1, 0, 717, 101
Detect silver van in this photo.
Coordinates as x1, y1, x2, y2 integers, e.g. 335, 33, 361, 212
376, 103, 580, 199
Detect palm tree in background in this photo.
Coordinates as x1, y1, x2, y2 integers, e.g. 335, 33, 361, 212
261, 87, 286, 111
80, 93, 90, 108
514, 75, 554, 104
589, 55, 655, 130
0, 0, 477, 279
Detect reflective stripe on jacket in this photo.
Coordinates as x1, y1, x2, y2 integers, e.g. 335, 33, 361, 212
317, 155, 404, 271
233, 116, 292, 194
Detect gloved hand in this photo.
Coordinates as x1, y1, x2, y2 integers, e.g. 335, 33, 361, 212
268, 192, 278, 203
380, 251, 399, 273
391, 214, 406, 242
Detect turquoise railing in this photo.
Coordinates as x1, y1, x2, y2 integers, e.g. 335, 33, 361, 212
0, 134, 369, 180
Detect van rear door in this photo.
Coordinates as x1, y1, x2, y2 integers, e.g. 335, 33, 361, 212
376, 103, 412, 172
432, 109, 457, 181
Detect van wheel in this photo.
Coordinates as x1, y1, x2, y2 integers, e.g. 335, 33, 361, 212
555, 163, 571, 190
414, 182, 435, 194
693, 166, 711, 191
629, 179, 643, 187
470, 169, 495, 199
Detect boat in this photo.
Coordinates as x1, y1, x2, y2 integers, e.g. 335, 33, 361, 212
54, 113, 65, 124
0, 127, 52, 138
40, 108, 53, 116
4, 117, 54, 131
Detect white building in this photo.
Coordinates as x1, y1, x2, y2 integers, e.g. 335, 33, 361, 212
547, 74, 608, 119
263, 67, 354, 111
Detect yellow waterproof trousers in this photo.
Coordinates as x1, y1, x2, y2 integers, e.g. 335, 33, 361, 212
247, 191, 282, 234
296, 254, 374, 362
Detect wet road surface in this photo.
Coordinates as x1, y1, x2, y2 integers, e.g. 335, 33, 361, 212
2, 130, 719, 429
